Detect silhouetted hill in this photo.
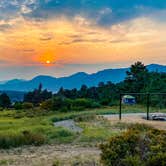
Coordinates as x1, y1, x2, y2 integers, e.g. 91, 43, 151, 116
0, 64, 165, 92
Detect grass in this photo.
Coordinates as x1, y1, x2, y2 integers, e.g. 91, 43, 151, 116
0, 105, 165, 149
119, 104, 166, 113
0, 113, 77, 148
0, 159, 14, 166
0, 107, 121, 149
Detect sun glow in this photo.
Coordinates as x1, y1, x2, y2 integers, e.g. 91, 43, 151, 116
46, 60, 51, 64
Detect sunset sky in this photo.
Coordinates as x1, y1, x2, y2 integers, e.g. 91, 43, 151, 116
0, 0, 166, 80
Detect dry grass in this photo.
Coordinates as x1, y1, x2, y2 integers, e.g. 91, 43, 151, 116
104, 114, 166, 130
0, 144, 100, 166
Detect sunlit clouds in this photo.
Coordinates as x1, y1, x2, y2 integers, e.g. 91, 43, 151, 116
0, 0, 166, 79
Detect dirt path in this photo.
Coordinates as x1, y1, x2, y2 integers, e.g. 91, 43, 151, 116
102, 113, 166, 130
0, 145, 101, 166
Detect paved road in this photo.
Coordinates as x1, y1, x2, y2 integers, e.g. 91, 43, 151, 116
102, 113, 147, 118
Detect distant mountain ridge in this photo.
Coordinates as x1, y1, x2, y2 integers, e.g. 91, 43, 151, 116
0, 64, 165, 92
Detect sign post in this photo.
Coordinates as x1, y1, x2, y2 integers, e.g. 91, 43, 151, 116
119, 93, 122, 120
147, 93, 150, 120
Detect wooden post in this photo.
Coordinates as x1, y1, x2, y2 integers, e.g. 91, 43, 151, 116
119, 93, 122, 120
147, 93, 150, 120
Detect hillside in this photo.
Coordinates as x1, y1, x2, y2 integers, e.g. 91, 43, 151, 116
0, 64, 165, 92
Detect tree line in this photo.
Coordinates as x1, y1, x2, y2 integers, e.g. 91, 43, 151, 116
0, 61, 166, 110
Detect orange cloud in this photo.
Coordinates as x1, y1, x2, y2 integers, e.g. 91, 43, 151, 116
0, 16, 166, 68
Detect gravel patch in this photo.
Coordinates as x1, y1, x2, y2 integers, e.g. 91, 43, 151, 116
54, 119, 83, 133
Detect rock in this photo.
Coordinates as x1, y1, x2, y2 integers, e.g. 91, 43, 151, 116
54, 119, 83, 133
151, 113, 166, 121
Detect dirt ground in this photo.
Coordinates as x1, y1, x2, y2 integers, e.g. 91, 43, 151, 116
103, 113, 166, 130
0, 144, 101, 166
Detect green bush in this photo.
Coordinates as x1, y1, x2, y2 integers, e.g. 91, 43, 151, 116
72, 106, 85, 111
100, 124, 166, 166
74, 114, 96, 122
0, 130, 46, 149
41, 97, 100, 112
47, 128, 74, 140
13, 102, 23, 110
40, 99, 53, 110
59, 107, 68, 112
42, 97, 73, 111
13, 112, 25, 119
22, 102, 33, 109
99, 98, 111, 105
72, 98, 92, 108
146, 153, 166, 166
90, 101, 101, 108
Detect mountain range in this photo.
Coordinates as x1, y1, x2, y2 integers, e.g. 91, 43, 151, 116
0, 64, 165, 93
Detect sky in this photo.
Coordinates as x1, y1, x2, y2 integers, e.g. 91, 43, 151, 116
0, 0, 166, 80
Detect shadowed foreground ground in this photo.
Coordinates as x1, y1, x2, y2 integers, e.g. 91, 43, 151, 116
0, 144, 100, 166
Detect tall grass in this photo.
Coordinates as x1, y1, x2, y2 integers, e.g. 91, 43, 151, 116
0, 106, 165, 149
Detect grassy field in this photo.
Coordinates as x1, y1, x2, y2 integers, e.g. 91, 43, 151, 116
0, 105, 165, 165
0, 106, 124, 149
0, 105, 165, 149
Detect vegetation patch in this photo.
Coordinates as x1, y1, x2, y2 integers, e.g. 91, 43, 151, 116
0, 159, 14, 166
0, 130, 46, 149
100, 124, 166, 166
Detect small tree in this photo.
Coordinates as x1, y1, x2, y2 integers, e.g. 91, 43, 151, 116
24, 84, 52, 105
124, 61, 148, 93
0, 93, 11, 108
22, 102, 33, 109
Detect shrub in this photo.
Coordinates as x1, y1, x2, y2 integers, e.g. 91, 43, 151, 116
146, 153, 166, 166
13, 112, 25, 119
22, 130, 46, 146
99, 98, 111, 105
40, 99, 53, 110
0, 130, 46, 149
52, 97, 64, 110
22, 102, 33, 109
100, 124, 166, 166
48, 128, 74, 140
74, 114, 96, 122
41, 97, 99, 112
0, 93, 11, 108
90, 101, 101, 108
72, 98, 92, 108
72, 106, 85, 111
60, 107, 68, 112
13, 102, 23, 110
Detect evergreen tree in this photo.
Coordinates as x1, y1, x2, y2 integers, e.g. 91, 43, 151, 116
0, 93, 11, 108
24, 84, 52, 105
124, 61, 148, 92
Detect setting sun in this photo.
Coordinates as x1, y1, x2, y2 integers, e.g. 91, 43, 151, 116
46, 60, 51, 64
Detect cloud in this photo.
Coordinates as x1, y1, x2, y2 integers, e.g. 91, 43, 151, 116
109, 39, 130, 43
1, 0, 166, 30
39, 32, 54, 41
59, 38, 107, 45
22, 49, 35, 52
0, 23, 12, 31
25, 0, 166, 26
0, 0, 38, 21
